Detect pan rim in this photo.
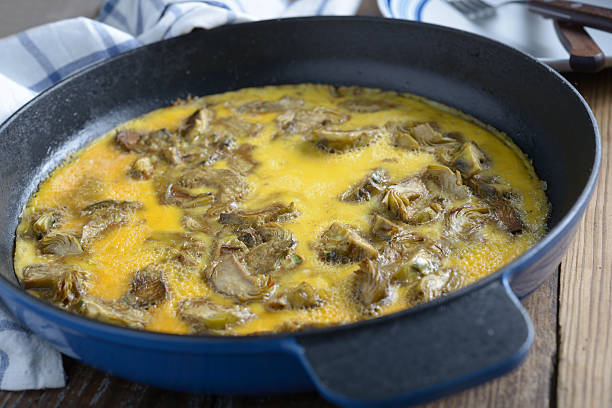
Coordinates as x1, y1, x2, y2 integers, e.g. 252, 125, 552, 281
0, 16, 601, 344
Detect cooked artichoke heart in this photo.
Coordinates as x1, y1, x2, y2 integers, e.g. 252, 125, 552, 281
382, 180, 440, 225
275, 107, 348, 134
318, 223, 378, 263
79, 296, 147, 328
267, 282, 322, 310
180, 107, 213, 141
32, 211, 61, 238
340, 169, 389, 202
207, 254, 267, 300
444, 205, 491, 242
125, 265, 167, 308
236, 95, 304, 114
40, 232, 83, 256
22, 263, 88, 308
178, 297, 252, 332
353, 259, 389, 307
219, 202, 297, 227
312, 126, 381, 153
451, 141, 489, 177
422, 165, 469, 200
419, 268, 466, 302
339, 98, 396, 112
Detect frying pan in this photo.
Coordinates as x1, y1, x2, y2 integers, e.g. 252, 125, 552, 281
0, 17, 600, 407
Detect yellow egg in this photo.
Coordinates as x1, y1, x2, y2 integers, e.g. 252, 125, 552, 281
14, 84, 549, 335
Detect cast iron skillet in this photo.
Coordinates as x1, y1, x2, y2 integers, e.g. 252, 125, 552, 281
0, 17, 600, 407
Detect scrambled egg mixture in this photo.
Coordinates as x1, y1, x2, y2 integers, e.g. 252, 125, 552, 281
14, 84, 549, 335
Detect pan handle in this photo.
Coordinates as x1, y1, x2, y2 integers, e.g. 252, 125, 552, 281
294, 277, 533, 407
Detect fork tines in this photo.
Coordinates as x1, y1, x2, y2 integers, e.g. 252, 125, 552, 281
445, 0, 497, 20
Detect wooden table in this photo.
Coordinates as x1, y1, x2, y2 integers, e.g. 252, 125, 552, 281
1, 1, 612, 407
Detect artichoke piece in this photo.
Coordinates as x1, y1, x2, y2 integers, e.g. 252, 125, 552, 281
232, 224, 301, 274
22, 263, 88, 308
161, 146, 182, 165
451, 141, 489, 178
22, 264, 62, 288
129, 156, 155, 179
81, 199, 142, 216
334, 85, 365, 97
381, 180, 439, 225
79, 296, 147, 329
353, 258, 389, 307
236, 96, 304, 114
318, 222, 378, 263
176, 168, 248, 215
340, 169, 389, 202
275, 107, 348, 134
182, 213, 214, 233
141, 129, 182, 155
267, 282, 322, 310
207, 254, 266, 301
389, 122, 462, 153
311, 126, 382, 153
279, 253, 304, 270
418, 267, 466, 302
380, 230, 446, 265
40, 232, 83, 256
339, 98, 396, 112
389, 247, 441, 283
490, 199, 523, 234
422, 165, 469, 200
219, 203, 297, 227
164, 183, 215, 209
146, 231, 207, 266
227, 144, 260, 175
167, 131, 233, 167
242, 230, 296, 275
116, 128, 182, 157
371, 214, 403, 241
178, 298, 252, 332
180, 107, 213, 141
212, 230, 249, 257
410, 123, 445, 146
392, 130, 419, 151
211, 116, 261, 139
444, 205, 491, 242
80, 200, 142, 247
115, 129, 144, 151
235, 222, 285, 249
31, 211, 61, 238
125, 265, 167, 308
468, 174, 513, 200
210, 228, 251, 260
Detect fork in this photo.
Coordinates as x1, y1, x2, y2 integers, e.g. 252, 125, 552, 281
445, 0, 612, 34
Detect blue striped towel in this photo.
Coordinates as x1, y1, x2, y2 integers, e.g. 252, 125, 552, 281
0, 0, 361, 390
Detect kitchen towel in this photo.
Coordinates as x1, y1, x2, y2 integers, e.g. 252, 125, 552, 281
0, 0, 361, 390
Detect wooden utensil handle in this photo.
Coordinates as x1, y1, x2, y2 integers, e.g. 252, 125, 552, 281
529, 0, 612, 33
554, 20, 605, 72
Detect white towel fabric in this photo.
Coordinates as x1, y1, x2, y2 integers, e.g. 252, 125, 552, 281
0, 304, 65, 390
0, 0, 361, 391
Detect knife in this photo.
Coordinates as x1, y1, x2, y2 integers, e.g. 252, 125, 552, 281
528, 0, 612, 34
554, 20, 606, 72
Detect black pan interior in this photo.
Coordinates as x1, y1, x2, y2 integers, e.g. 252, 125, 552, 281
0, 18, 597, 287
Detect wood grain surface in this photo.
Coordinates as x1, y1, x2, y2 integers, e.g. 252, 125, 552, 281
557, 70, 612, 408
